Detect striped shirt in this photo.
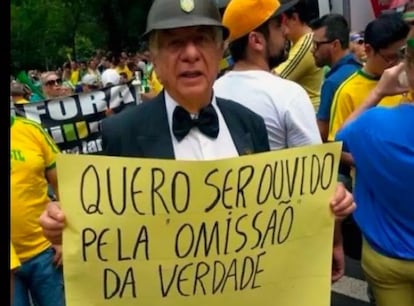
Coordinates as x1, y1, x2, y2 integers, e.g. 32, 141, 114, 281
273, 32, 324, 111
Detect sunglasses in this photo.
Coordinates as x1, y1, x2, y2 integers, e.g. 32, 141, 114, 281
355, 39, 364, 45
45, 78, 62, 86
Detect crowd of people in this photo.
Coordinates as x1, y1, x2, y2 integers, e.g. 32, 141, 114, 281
10, 0, 414, 306
10, 49, 165, 106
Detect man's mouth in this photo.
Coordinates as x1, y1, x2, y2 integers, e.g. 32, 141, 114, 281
179, 71, 203, 78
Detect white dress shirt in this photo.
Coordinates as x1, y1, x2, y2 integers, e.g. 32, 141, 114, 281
164, 91, 238, 160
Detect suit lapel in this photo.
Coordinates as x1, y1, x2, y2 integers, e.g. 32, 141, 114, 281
217, 99, 255, 156
136, 93, 175, 159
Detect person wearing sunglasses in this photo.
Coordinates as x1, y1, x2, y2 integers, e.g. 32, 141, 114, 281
40, 71, 71, 99
349, 31, 367, 64
309, 14, 363, 143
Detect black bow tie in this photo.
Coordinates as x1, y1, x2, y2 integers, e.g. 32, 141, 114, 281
172, 104, 219, 141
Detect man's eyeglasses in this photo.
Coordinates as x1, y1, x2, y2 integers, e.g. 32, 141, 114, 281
377, 46, 406, 64
45, 78, 62, 86
312, 39, 335, 50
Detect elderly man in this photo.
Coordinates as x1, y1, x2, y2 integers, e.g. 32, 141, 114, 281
39, 0, 354, 260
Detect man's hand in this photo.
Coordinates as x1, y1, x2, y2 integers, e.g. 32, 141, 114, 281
372, 62, 409, 99
330, 182, 356, 220
51, 244, 63, 267
39, 201, 66, 245
332, 243, 345, 282
344, 62, 409, 126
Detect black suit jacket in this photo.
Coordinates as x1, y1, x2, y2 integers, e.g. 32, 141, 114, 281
101, 92, 270, 158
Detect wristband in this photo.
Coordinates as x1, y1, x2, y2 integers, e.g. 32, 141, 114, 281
407, 38, 414, 49
403, 12, 414, 22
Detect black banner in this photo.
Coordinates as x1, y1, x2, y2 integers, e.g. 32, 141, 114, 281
13, 83, 140, 154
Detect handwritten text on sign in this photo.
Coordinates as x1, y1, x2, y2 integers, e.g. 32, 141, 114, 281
59, 143, 341, 306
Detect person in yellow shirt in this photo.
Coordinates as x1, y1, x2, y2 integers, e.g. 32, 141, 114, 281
329, 14, 410, 141
272, 0, 323, 111
70, 60, 80, 85
11, 115, 65, 306
11, 242, 20, 306
141, 63, 164, 101
115, 54, 133, 81
148, 68, 163, 94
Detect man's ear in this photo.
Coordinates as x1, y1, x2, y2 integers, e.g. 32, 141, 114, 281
332, 39, 341, 50
219, 41, 225, 57
149, 52, 156, 68
248, 32, 265, 52
292, 12, 300, 23
364, 44, 374, 56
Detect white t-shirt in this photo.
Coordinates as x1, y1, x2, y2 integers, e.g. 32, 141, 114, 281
164, 91, 239, 160
214, 70, 321, 150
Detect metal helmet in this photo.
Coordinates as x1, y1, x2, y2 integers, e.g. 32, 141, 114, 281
143, 0, 229, 39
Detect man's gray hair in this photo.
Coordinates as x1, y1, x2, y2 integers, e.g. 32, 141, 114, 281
148, 26, 224, 55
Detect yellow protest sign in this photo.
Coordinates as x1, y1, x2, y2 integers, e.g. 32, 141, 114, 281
58, 142, 341, 306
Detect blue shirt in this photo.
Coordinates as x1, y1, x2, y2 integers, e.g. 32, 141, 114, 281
317, 54, 362, 120
336, 104, 414, 260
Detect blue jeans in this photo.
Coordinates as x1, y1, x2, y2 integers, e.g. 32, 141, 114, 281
13, 248, 65, 306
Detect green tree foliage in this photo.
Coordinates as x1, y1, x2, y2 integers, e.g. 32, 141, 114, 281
11, 0, 153, 74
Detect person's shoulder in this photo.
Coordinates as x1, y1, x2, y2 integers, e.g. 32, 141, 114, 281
269, 75, 311, 102
104, 96, 162, 128
272, 74, 305, 89
358, 105, 393, 121
224, 70, 306, 93
334, 71, 360, 95
329, 60, 360, 79
213, 73, 230, 90
216, 97, 265, 123
12, 116, 52, 141
340, 106, 385, 133
13, 116, 43, 130
292, 32, 313, 49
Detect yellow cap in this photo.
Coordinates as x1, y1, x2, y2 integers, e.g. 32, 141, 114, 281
223, 0, 281, 43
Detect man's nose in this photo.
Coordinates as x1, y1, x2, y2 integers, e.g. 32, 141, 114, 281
181, 41, 200, 62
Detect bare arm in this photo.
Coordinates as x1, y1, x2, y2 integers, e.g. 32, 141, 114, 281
332, 220, 345, 282
46, 167, 59, 200
340, 152, 354, 167
317, 119, 329, 143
